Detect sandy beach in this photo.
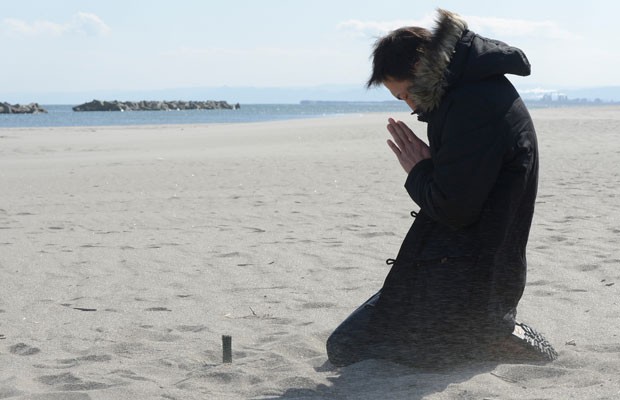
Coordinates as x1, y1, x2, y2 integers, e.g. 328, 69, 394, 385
1, 106, 620, 399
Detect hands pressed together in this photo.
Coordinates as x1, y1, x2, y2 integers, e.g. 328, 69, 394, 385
386, 118, 431, 174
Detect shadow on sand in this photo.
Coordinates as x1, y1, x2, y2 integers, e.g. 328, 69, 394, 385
263, 358, 503, 400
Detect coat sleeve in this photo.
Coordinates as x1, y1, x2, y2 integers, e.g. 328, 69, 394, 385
405, 95, 507, 229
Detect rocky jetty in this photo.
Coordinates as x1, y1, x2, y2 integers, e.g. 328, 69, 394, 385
72, 100, 240, 112
0, 102, 47, 114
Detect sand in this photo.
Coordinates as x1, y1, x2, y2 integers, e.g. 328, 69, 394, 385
1, 106, 619, 399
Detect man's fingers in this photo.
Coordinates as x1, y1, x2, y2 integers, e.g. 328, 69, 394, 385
388, 123, 418, 156
389, 118, 419, 148
396, 120, 415, 142
386, 118, 431, 174
397, 120, 427, 146
387, 139, 404, 159
387, 122, 407, 150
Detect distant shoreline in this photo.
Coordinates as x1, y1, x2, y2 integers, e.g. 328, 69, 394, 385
4, 99, 619, 108
3, 104, 620, 131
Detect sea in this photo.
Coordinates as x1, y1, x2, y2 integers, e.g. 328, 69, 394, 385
0, 102, 411, 129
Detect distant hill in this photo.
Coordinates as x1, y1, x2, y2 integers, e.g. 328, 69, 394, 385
562, 86, 620, 102
516, 85, 620, 103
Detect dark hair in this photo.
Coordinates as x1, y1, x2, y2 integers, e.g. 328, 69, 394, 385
366, 27, 432, 88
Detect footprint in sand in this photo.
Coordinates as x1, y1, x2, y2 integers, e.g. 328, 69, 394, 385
176, 369, 262, 389
33, 354, 113, 371
176, 325, 208, 333
584, 343, 620, 353
577, 264, 599, 272
9, 343, 40, 356
527, 279, 550, 286
532, 289, 557, 297
111, 342, 151, 357
301, 302, 337, 309
492, 364, 568, 383
357, 231, 396, 238
110, 369, 151, 382
55, 354, 112, 367
145, 307, 172, 312
12, 393, 91, 400
36, 372, 115, 391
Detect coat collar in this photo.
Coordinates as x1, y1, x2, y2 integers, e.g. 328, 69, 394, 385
409, 9, 468, 114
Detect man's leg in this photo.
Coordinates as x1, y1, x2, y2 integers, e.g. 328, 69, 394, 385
326, 291, 384, 366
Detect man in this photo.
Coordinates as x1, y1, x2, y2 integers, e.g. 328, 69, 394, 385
326, 9, 557, 367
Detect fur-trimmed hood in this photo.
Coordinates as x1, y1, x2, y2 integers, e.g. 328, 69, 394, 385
409, 9, 531, 114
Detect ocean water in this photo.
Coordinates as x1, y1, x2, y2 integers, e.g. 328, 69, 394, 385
0, 103, 410, 128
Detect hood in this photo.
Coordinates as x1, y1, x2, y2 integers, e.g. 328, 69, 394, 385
409, 9, 531, 113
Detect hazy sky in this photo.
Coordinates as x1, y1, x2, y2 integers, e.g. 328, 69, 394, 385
1, 0, 618, 97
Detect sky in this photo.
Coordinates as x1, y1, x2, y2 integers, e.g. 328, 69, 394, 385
1, 0, 619, 102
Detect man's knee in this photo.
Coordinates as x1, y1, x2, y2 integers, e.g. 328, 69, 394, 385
326, 331, 347, 366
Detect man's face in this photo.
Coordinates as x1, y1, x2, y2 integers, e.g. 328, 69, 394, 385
383, 78, 416, 112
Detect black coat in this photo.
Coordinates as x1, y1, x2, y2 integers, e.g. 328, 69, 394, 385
375, 11, 538, 343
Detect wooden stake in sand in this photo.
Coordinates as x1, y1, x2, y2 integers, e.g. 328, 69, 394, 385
222, 335, 232, 363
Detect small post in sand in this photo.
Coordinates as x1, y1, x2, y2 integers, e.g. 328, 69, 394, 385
222, 335, 232, 363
